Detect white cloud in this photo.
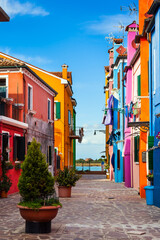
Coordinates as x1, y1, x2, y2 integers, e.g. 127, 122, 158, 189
0, 0, 49, 17
80, 124, 105, 145
85, 14, 137, 35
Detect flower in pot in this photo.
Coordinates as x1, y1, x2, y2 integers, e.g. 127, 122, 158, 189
17, 138, 61, 234
6, 161, 14, 170
14, 162, 21, 170
56, 168, 81, 198
0, 175, 12, 198
0, 152, 12, 197
104, 163, 110, 179
146, 173, 154, 185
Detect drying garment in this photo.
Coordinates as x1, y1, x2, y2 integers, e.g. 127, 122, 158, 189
102, 114, 106, 124
104, 95, 113, 125
125, 105, 128, 118
129, 101, 134, 117
111, 153, 115, 170
133, 102, 138, 115
111, 88, 119, 101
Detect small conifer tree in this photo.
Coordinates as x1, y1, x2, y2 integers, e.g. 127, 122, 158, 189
18, 138, 54, 203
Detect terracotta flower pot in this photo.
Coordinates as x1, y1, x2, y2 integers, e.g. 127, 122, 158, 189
17, 205, 61, 222
58, 186, 72, 198
1, 191, 8, 198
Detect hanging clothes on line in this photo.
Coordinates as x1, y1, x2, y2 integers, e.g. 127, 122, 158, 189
129, 101, 134, 117
104, 95, 113, 125
111, 88, 119, 101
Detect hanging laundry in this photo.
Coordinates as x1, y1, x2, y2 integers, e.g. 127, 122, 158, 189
125, 105, 128, 118
129, 101, 134, 117
102, 114, 106, 124
104, 95, 113, 125
133, 102, 139, 115
111, 88, 119, 101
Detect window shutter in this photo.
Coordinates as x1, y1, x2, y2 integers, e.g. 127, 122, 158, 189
17, 136, 25, 161
118, 111, 120, 129
137, 75, 141, 96
13, 136, 17, 161
134, 136, 139, 162
49, 146, 52, 165
117, 149, 120, 169
57, 155, 60, 169
56, 102, 61, 119
118, 70, 120, 89
148, 136, 154, 170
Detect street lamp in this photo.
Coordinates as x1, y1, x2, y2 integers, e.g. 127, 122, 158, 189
94, 130, 106, 135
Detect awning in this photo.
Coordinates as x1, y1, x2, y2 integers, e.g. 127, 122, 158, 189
128, 121, 149, 128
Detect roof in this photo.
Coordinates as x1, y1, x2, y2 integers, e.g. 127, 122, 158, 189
0, 58, 58, 96
104, 66, 109, 72
113, 38, 123, 44
148, 0, 160, 15
50, 71, 72, 80
114, 54, 127, 67
135, 18, 151, 43
146, 16, 155, 33
0, 7, 10, 22
125, 21, 139, 31
108, 47, 114, 53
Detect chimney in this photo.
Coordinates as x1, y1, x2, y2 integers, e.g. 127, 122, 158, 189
62, 64, 68, 80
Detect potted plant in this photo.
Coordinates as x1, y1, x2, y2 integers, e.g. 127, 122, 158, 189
6, 161, 14, 170
104, 163, 110, 179
14, 162, 21, 170
144, 173, 154, 205
146, 173, 153, 185
0, 152, 12, 198
56, 168, 81, 197
17, 138, 61, 234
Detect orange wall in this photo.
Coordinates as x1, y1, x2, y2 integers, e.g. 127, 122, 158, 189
139, 0, 153, 198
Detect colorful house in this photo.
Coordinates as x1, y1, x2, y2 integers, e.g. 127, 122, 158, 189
133, 0, 153, 198
146, 0, 160, 207
0, 52, 83, 171
124, 22, 138, 188
104, 66, 109, 164
0, 58, 57, 194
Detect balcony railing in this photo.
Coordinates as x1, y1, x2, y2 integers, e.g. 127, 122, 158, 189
0, 99, 22, 122
69, 126, 84, 143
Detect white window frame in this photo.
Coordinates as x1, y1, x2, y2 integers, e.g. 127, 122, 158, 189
48, 98, 51, 120
0, 75, 8, 98
28, 84, 33, 110
2, 131, 10, 162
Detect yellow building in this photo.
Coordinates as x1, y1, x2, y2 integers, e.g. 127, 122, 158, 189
104, 66, 109, 163
0, 52, 83, 171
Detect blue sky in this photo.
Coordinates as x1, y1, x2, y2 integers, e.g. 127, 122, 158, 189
0, 0, 138, 159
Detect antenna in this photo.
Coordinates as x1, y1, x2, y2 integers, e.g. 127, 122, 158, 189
120, 2, 138, 34
105, 32, 115, 45
113, 21, 125, 45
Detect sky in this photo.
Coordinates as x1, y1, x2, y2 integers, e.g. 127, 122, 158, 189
0, 0, 138, 159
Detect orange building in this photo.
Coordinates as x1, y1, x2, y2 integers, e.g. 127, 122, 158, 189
135, 0, 153, 198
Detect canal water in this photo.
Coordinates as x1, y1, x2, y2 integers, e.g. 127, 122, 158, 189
76, 166, 102, 171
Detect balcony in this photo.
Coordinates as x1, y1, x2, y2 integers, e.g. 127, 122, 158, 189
0, 98, 23, 122
69, 126, 84, 143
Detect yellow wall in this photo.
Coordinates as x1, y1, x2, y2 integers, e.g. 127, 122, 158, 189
105, 69, 109, 163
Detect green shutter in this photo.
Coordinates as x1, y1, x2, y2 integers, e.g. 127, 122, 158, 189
56, 102, 61, 119
148, 136, 154, 170
137, 75, 141, 96
134, 136, 139, 162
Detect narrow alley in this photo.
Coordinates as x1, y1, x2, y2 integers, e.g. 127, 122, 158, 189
0, 174, 160, 240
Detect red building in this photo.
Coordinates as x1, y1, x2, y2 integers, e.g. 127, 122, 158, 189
0, 58, 57, 194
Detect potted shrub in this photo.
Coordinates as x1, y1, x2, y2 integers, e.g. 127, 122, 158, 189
56, 168, 81, 197
146, 173, 153, 186
17, 138, 61, 234
0, 152, 12, 198
104, 163, 110, 179
14, 162, 21, 170
144, 173, 154, 205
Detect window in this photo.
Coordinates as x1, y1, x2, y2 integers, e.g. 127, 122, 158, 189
54, 102, 61, 119
2, 132, 9, 161
13, 135, 25, 161
134, 136, 139, 162
48, 99, 51, 120
148, 136, 154, 170
118, 111, 120, 129
0, 77, 8, 98
47, 146, 52, 165
117, 149, 120, 169
28, 85, 33, 110
137, 75, 141, 96
68, 110, 71, 125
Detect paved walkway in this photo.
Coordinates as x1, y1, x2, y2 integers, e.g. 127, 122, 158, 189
1, 175, 160, 240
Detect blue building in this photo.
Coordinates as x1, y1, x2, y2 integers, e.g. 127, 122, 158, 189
112, 39, 127, 183
147, 0, 160, 207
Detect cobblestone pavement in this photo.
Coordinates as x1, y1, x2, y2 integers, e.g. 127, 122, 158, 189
1, 175, 160, 240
